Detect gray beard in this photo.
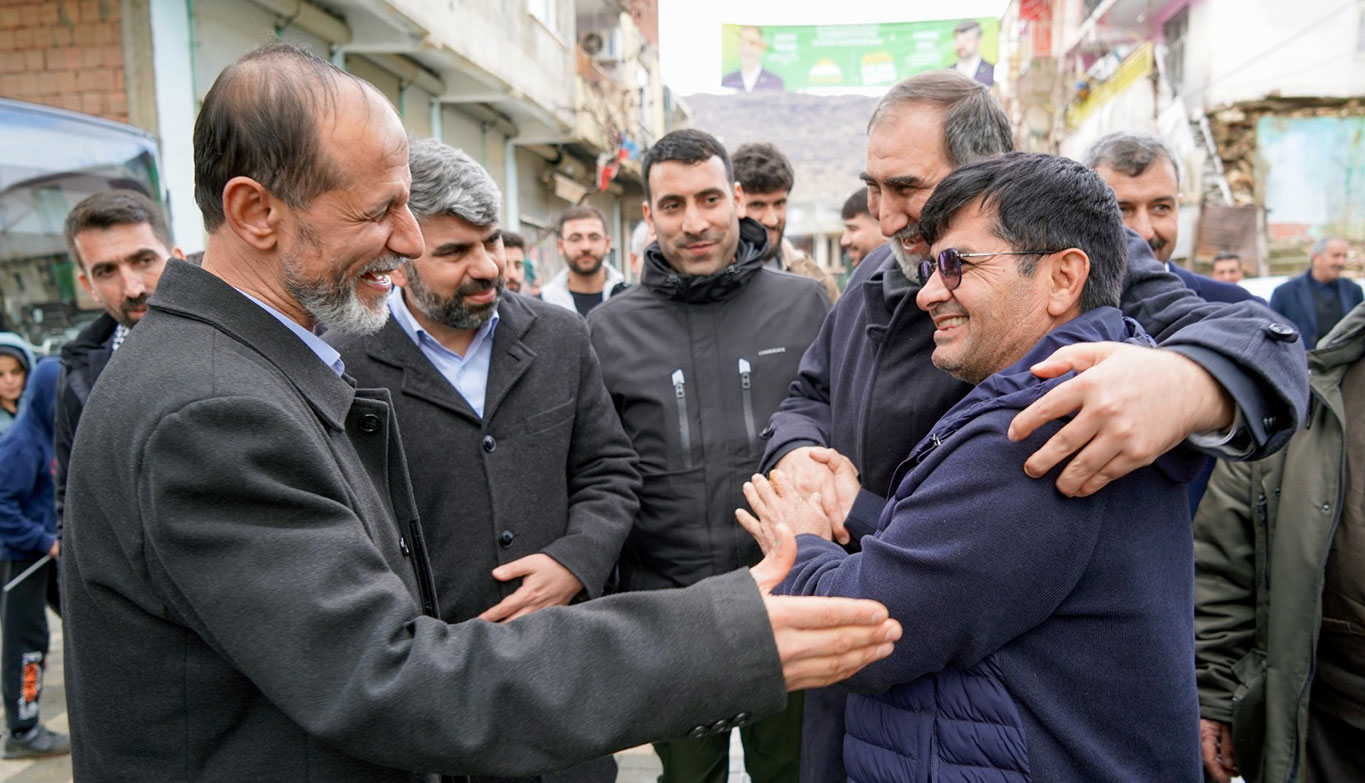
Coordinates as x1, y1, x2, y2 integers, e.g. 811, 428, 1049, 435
888, 225, 924, 283
282, 249, 397, 337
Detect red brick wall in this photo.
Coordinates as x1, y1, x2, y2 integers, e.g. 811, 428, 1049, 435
0, 0, 127, 121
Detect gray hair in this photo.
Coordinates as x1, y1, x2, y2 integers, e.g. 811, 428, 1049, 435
630, 221, 652, 257
407, 137, 502, 225
867, 70, 1013, 167
1312, 235, 1347, 257
1082, 131, 1181, 183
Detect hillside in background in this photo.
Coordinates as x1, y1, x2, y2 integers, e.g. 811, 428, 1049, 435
685, 92, 878, 232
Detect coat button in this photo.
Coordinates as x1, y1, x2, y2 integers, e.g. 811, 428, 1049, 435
709, 719, 729, 733
499, 530, 515, 548
358, 414, 381, 433
733, 712, 752, 726
687, 725, 707, 739
482, 435, 497, 453
1264, 323, 1298, 342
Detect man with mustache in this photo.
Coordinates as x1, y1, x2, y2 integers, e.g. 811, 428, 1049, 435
541, 205, 625, 316
60, 43, 900, 782
1084, 131, 1255, 305
501, 230, 528, 293
760, 70, 1309, 783
54, 189, 183, 524
327, 138, 638, 783
588, 128, 832, 783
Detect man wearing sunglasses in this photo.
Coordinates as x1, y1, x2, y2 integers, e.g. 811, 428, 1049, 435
739, 152, 1205, 782
759, 69, 1308, 783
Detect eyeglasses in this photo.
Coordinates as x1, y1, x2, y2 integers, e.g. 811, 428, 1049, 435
916, 248, 1059, 291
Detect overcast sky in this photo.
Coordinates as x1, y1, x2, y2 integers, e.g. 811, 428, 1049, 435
658, 0, 1012, 96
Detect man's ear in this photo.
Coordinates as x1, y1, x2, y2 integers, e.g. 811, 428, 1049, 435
1045, 248, 1090, 317
390, 262, 409, 288
641, 201, 652, 227
170, 246, 186, 260
76, 269, 95, 299
221, 176, 281, 251
734, 182, 745, 214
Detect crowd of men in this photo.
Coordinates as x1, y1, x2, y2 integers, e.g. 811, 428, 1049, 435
0, 39, 1359, 783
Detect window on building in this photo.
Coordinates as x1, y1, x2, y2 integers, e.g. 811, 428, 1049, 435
1163, 7, 1189, 93
528, 0, 557, 32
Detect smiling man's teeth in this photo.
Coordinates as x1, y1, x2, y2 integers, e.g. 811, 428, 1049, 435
938, 316, 967, 328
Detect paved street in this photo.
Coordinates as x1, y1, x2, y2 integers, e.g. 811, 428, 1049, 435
0, 612, 749, 783
0, 610, 68, 783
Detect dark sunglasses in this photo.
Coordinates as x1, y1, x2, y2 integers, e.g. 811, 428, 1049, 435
916, 248, 1059, 290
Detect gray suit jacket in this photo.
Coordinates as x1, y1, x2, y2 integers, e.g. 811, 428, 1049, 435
62, 260, 786, 782
327, 294, 639, 623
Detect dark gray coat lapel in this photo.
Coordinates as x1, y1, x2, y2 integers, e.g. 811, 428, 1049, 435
152, 260, 355, 431
482, 294, 538, 422
366, 317, 479, 422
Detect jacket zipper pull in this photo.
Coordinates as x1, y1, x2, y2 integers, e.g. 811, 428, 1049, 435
672, 369, 693, 470
398, 536, 411, 557
738, 358, 757, 448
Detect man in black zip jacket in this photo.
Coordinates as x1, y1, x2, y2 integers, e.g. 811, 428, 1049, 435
588, 129, 830, 783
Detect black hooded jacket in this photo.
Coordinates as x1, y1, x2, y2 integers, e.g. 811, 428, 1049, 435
54, 312, 119, 522
587, 218, 831, 589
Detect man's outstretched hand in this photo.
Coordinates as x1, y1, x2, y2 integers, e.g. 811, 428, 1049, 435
771, 449, 858, 544
1009, 342, 1234, 497
749, 520, 901, 692
737, 470, 835, 552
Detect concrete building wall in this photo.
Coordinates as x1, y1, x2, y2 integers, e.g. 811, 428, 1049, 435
388, 0, 575, 129
1258, 114, 1365, 242
1180, 0, 1365, 113
192, 0, 329, 101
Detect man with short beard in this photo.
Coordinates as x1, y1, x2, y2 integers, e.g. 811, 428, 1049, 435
1083, 131, 1255, 306
732, 141, 839, 300
541, 205, 625, 316
60, 43, 901, 782
54, 189, 183, 523
327, 139, 638, 783
589, 128, 832, 783
501, 230, 528, 293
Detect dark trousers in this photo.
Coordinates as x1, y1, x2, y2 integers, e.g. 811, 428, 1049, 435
653, 692, 802, 783
1304, 708, 1365, 783
1, 557, 59, 733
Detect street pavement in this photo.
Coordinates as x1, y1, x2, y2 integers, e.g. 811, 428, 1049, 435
0, 612, 749, 783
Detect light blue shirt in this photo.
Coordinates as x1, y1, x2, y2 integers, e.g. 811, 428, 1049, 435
236, 290, 345, 377
388, 286, 499, 418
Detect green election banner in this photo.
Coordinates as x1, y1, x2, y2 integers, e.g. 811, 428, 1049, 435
720, 19, 1000, 92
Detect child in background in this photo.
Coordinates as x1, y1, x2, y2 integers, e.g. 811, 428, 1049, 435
0, 358, 68, 759
0, 334, 32, 436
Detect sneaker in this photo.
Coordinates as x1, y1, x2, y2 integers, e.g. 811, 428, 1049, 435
3, 725, 70, 759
